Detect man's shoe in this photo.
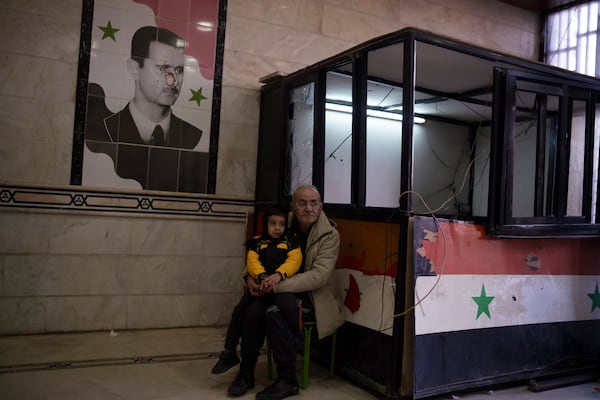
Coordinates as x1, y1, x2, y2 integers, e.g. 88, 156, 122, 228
227, 372, 254, 397
255, 378, 299, 400
212, 350, 240, 374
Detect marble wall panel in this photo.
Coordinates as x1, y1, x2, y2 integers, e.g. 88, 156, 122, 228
320, 3, 402, 45
427, 0, 537, 32
0, 213, 52, 254
0, 137, 69, 186
218, 122, 259, 162
222, 50, 304, 90
320, 0, 538, 60
104, 256, 186, 294
0, 94, 74, 143
215, 159, 256, 198
228, 0, 324, 34
3, 255, 90, 296
127, 294, 201, 329
0, 297, 46, 334
0, 7, 80, 63
86, 256, 128, 295
128, 219, 203, 256
322, 0, 537, 37
160, 256, 219, 294
47, 215, 132, 255
132, 255, 245, 294
201, 220, 247, 257
219, 86, 261, 126
93, 255, 244, 295
0, 53, 77, 102
0, 95, 74, 186
226, 15, 353, 67
46, 295, 127, 332
194, 256, 245, 293
2, 0, 83, 22
323, 0, 400, 17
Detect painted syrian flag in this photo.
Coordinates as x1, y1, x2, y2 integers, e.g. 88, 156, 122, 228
413, 216, 600, 335
412, 216, 600, 398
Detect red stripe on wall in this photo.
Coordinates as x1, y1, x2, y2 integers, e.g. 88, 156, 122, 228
417, 219, 600, 275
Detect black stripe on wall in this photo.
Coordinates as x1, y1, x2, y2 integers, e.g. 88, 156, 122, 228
414, 320, 600, 398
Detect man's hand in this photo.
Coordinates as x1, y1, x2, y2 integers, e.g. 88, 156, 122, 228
260, 272, 283, 292
246, 276, 264, 296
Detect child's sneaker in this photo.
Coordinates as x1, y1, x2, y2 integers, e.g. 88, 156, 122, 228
211, 350, 240, 374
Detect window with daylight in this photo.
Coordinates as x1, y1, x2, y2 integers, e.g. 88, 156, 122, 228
531, 1, 600, 237
545, 1, 599, 76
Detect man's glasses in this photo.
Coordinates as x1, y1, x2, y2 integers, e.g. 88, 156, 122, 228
294, 200, 321, 208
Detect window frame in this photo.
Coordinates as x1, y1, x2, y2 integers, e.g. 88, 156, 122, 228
488, 67, 600, 237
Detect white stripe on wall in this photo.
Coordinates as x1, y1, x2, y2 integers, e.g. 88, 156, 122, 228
415, 274, 600, 335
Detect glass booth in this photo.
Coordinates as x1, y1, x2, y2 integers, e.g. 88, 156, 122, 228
256, 28, 600, 399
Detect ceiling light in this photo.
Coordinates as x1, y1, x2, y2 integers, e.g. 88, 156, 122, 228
325, 102, 425, 123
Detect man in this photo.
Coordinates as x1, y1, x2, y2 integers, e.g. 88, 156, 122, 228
227, 184, 345, 399
85, 26, 207, 192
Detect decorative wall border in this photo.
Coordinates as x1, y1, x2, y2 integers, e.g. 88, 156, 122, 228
0, 184, 253, 220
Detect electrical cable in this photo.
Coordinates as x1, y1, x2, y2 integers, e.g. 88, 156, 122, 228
392, 189, 447, 319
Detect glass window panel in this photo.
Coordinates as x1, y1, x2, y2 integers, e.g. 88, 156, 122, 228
587, 35, 596, 75
325, 69, 353, 204
411, 41, 496, 217
589, 1, 598, 31
412, 119, 470, 215
287, 83, 315, 195
545, 2, 599, 77
578, 36, 587, 73
472, 126, 491, 217
569, 11, 578, 47
512, 116, 538, 218
593, 104, 600, 222
579, 5, 587, 34
365, 42, 404, 207
512, 91, 559, 219
566, 99, 587, 216
366, 114, 403, 207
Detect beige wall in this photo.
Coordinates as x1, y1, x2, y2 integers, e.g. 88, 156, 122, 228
0, 0, 538, 334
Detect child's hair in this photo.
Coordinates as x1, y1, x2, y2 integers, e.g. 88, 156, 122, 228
262, 204, 288, 232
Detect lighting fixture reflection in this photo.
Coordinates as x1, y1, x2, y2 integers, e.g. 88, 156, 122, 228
196, 21, 214, 31
325, 102, 425, 123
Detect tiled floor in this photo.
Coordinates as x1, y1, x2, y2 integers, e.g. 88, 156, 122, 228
0, 327, 598, 400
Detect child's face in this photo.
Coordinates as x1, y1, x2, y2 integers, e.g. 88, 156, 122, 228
266, 214, 286, 238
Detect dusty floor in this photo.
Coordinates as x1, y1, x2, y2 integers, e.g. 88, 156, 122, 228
0, 327, 597, 400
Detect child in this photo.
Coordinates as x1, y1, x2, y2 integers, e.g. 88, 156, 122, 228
211, 205, 302, 374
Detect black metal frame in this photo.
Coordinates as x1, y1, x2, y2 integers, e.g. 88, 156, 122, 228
489, 68, 600, 237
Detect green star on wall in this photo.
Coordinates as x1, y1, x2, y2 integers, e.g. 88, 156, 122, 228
588, 283, 600, 312
189, 87, 207, 106
472, 283, 494, 319
99, 21, 120, 41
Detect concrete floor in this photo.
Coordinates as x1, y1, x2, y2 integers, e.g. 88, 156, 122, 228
0, 327, 598, 400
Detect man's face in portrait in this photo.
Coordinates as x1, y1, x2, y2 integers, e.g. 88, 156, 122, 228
137, 41, 185, 107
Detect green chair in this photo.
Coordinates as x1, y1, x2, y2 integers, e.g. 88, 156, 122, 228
266, 321, 337, 389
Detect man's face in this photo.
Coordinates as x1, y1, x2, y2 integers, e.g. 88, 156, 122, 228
137, 41, 185, 107
292, 187, 322, 230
